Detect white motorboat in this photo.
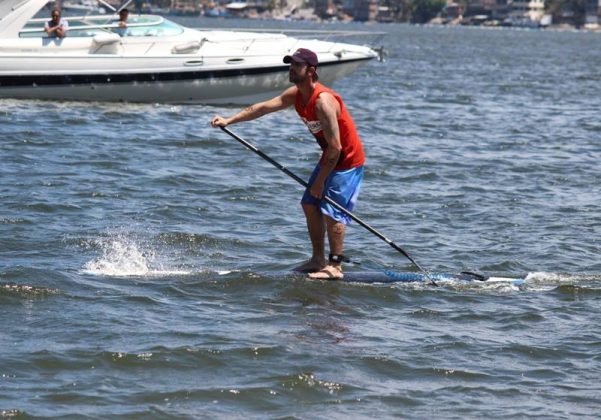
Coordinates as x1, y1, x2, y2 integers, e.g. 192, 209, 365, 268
0, 0, 381, 104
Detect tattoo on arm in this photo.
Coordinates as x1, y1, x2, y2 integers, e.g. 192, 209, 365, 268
233, 104, 260, 123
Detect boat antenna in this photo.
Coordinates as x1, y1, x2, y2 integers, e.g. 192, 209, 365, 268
218, 126, 436, 285
116, 0, 133, 13
97, 0, 117, 12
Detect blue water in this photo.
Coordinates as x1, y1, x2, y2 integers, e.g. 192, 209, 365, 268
2, 20, 601, 417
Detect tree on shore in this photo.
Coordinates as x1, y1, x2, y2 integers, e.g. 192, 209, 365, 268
409, 0, 446, 23
546, 0, 587, 28
568, 0, 587, 28
385, 0, 446, 23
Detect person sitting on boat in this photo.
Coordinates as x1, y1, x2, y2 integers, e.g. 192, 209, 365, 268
211, 48, 366, 280
114, 8, 129, 37
44, 9, 68, 38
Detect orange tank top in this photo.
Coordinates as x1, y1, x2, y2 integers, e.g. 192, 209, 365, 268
294, 83, 365, 170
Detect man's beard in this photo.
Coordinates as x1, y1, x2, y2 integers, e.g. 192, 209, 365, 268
289, 71, 308, 84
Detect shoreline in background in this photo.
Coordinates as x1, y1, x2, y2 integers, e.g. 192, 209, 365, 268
172, 8, 601, 34
52, 0, 600, 33
171, 12, 601, 34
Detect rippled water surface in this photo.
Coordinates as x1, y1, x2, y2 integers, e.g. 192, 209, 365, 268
1, 19, 601, 418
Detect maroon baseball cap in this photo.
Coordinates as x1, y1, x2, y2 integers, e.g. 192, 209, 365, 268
283, 48, 319, 67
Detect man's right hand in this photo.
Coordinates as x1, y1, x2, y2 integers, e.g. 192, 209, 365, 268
211, 115, 228, 127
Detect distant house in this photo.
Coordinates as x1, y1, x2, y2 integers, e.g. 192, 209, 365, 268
448, 0, 511, 22
508, 0, 545, 23
170, 0, 201, 15
376, 4, 394, 22
352, 0, 378, 21
585, 0, 601, 25
444, 2, 464, 19
465, 0, 510, 20
314, 0, 336, 19
222, 0, 274, 17
225, 1, 248, 17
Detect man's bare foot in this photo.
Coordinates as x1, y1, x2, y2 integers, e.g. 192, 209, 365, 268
307, 264, 343, 280
293, 258, 326, 273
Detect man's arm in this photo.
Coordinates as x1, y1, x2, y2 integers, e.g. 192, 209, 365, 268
211, 86, 297, 127
57, 20, 68, 37
310, 92, 341, 199
44, 23, 55, 35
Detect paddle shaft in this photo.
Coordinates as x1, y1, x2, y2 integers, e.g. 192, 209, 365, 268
219, 126, 431, 276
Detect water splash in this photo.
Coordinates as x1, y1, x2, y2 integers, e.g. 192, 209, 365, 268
82, 233, 190, 277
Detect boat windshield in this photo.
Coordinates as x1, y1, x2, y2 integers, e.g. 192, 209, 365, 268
19, 14, 185, 38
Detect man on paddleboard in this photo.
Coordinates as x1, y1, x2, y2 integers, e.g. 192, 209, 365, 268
210, 48, 365, 280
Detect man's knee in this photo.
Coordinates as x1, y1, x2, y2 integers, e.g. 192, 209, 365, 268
325, 216, 345, 230
302, 203, 320, 214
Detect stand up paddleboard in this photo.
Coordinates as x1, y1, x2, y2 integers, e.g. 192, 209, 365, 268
306, 271, 526, 286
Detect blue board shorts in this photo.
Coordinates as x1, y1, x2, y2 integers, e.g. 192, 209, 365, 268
301, 164, 364, 225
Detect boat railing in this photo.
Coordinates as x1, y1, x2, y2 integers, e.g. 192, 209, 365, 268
197, 28, 386, 59
197, 27, 387, 44
27, 14, 165, 24
20, 22, 162, 34
21, 14, 167, 35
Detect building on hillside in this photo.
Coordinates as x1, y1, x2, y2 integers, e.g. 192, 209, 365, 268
170, 0, 201, 15
465, 0, 510, 19
220, 0, 276, 17
376, 4, 394, 22
352, 0, 378, 21
314, 0, 336, 19
335, 0, 379, 21
508, 0, 545, 23
585, 0, 600, 25
444, 2, 464, 19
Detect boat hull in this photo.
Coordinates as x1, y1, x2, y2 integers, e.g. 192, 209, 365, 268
0, 6, 380, 104
0, 57, 370, 104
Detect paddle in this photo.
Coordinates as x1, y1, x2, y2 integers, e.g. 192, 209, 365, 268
218, 126, 437, 285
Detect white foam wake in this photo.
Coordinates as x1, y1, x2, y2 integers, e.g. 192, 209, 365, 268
82, 234, 191, 277
523, 271, 601, 289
